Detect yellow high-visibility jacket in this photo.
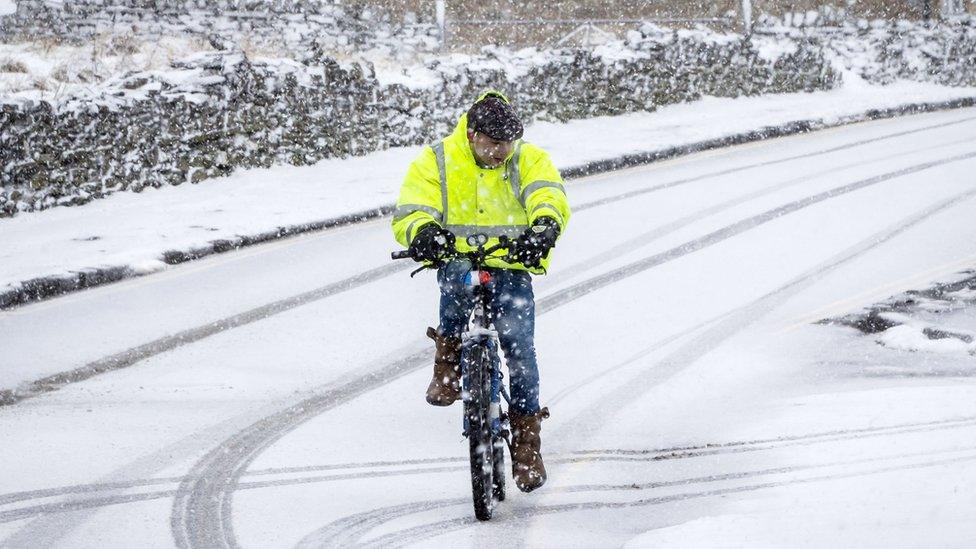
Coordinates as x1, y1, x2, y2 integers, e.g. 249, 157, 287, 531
392, 93, 571, 274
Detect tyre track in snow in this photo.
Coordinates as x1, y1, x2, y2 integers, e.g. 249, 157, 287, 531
540, 141, 970, 402
170, 151, 976, 549
535, 135, 972, 406
300, 447, 976, 548
538, 150, 976, 312
547, 135, 974, 289
0, 261, 412, 406
508, 176, 976, 545
311, 184, 976, 548
5, 114, 972, 407
5, 416, 975, 524
568, 114, 976, 213
555, 178, 976, 437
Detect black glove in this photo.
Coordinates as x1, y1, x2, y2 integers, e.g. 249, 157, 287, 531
409, 224, 455, 262
511, 217, 560, 268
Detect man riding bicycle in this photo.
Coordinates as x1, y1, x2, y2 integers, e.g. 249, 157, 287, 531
392, 91, 570, 492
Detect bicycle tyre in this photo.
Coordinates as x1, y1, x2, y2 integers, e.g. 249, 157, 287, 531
465, 344, 495, 521
492, 436, 506, 502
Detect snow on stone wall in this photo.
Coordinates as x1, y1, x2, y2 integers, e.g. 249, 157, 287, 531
757, 16, 976, 86
2, 18, 976, 216
0, 28, 839, 216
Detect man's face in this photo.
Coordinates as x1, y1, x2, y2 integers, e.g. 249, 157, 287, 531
468, 130, 515, 169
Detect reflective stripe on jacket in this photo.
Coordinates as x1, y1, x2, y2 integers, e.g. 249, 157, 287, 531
392, 96, 570, 273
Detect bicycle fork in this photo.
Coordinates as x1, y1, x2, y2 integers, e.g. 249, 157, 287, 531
460, 284, 511, 441
460, 335, 508, 435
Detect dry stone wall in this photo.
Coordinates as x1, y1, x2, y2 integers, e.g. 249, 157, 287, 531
818, 18, 976, 87
3, 17, 976, 217
0, 29, 839, 216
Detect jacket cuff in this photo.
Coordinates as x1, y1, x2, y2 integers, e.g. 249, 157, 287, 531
533, 215, 561, 234
409, 222, 440, 244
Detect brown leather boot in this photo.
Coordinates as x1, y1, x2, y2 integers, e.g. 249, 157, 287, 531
509, 407, 550, 492
425, 326, 461, 406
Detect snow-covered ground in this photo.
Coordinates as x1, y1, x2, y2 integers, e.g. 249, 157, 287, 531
1, 106, 976, 547
2, 78, 976, 302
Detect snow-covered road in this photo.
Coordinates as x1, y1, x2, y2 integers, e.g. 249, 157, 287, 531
3, 108, 976, 548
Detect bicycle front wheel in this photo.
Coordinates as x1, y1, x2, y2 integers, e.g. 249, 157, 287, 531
492, 435, 506, 502
464, 344, 495, 521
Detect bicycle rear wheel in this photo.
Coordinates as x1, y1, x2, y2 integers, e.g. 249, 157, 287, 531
464, 344, 495, 521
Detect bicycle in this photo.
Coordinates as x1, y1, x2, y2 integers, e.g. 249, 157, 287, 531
392, 233, 514, 521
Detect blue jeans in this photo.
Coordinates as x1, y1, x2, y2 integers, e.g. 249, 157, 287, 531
437, 260, 540, 415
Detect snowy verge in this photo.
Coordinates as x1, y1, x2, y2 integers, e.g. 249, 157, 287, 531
2, 81, 976, 311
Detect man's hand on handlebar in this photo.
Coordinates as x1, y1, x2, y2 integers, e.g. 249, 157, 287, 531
510, 217, 559, 268
393, 227, 553, 271
408, 224, 456, 262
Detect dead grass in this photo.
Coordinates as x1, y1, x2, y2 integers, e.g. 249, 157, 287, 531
0, 57, 28, 73
28, 36, 64, 57
31, 76, 50, 91
49, 62, 72, 82
237, 32, 289, 60
105, 32, 141, 56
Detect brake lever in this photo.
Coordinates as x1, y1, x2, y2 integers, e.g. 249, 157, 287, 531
408, 255, 452, 277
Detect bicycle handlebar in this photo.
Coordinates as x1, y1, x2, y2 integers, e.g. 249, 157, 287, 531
391, 235, 516, 268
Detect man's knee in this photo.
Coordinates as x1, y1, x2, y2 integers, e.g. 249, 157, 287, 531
500, 336, 537, 367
